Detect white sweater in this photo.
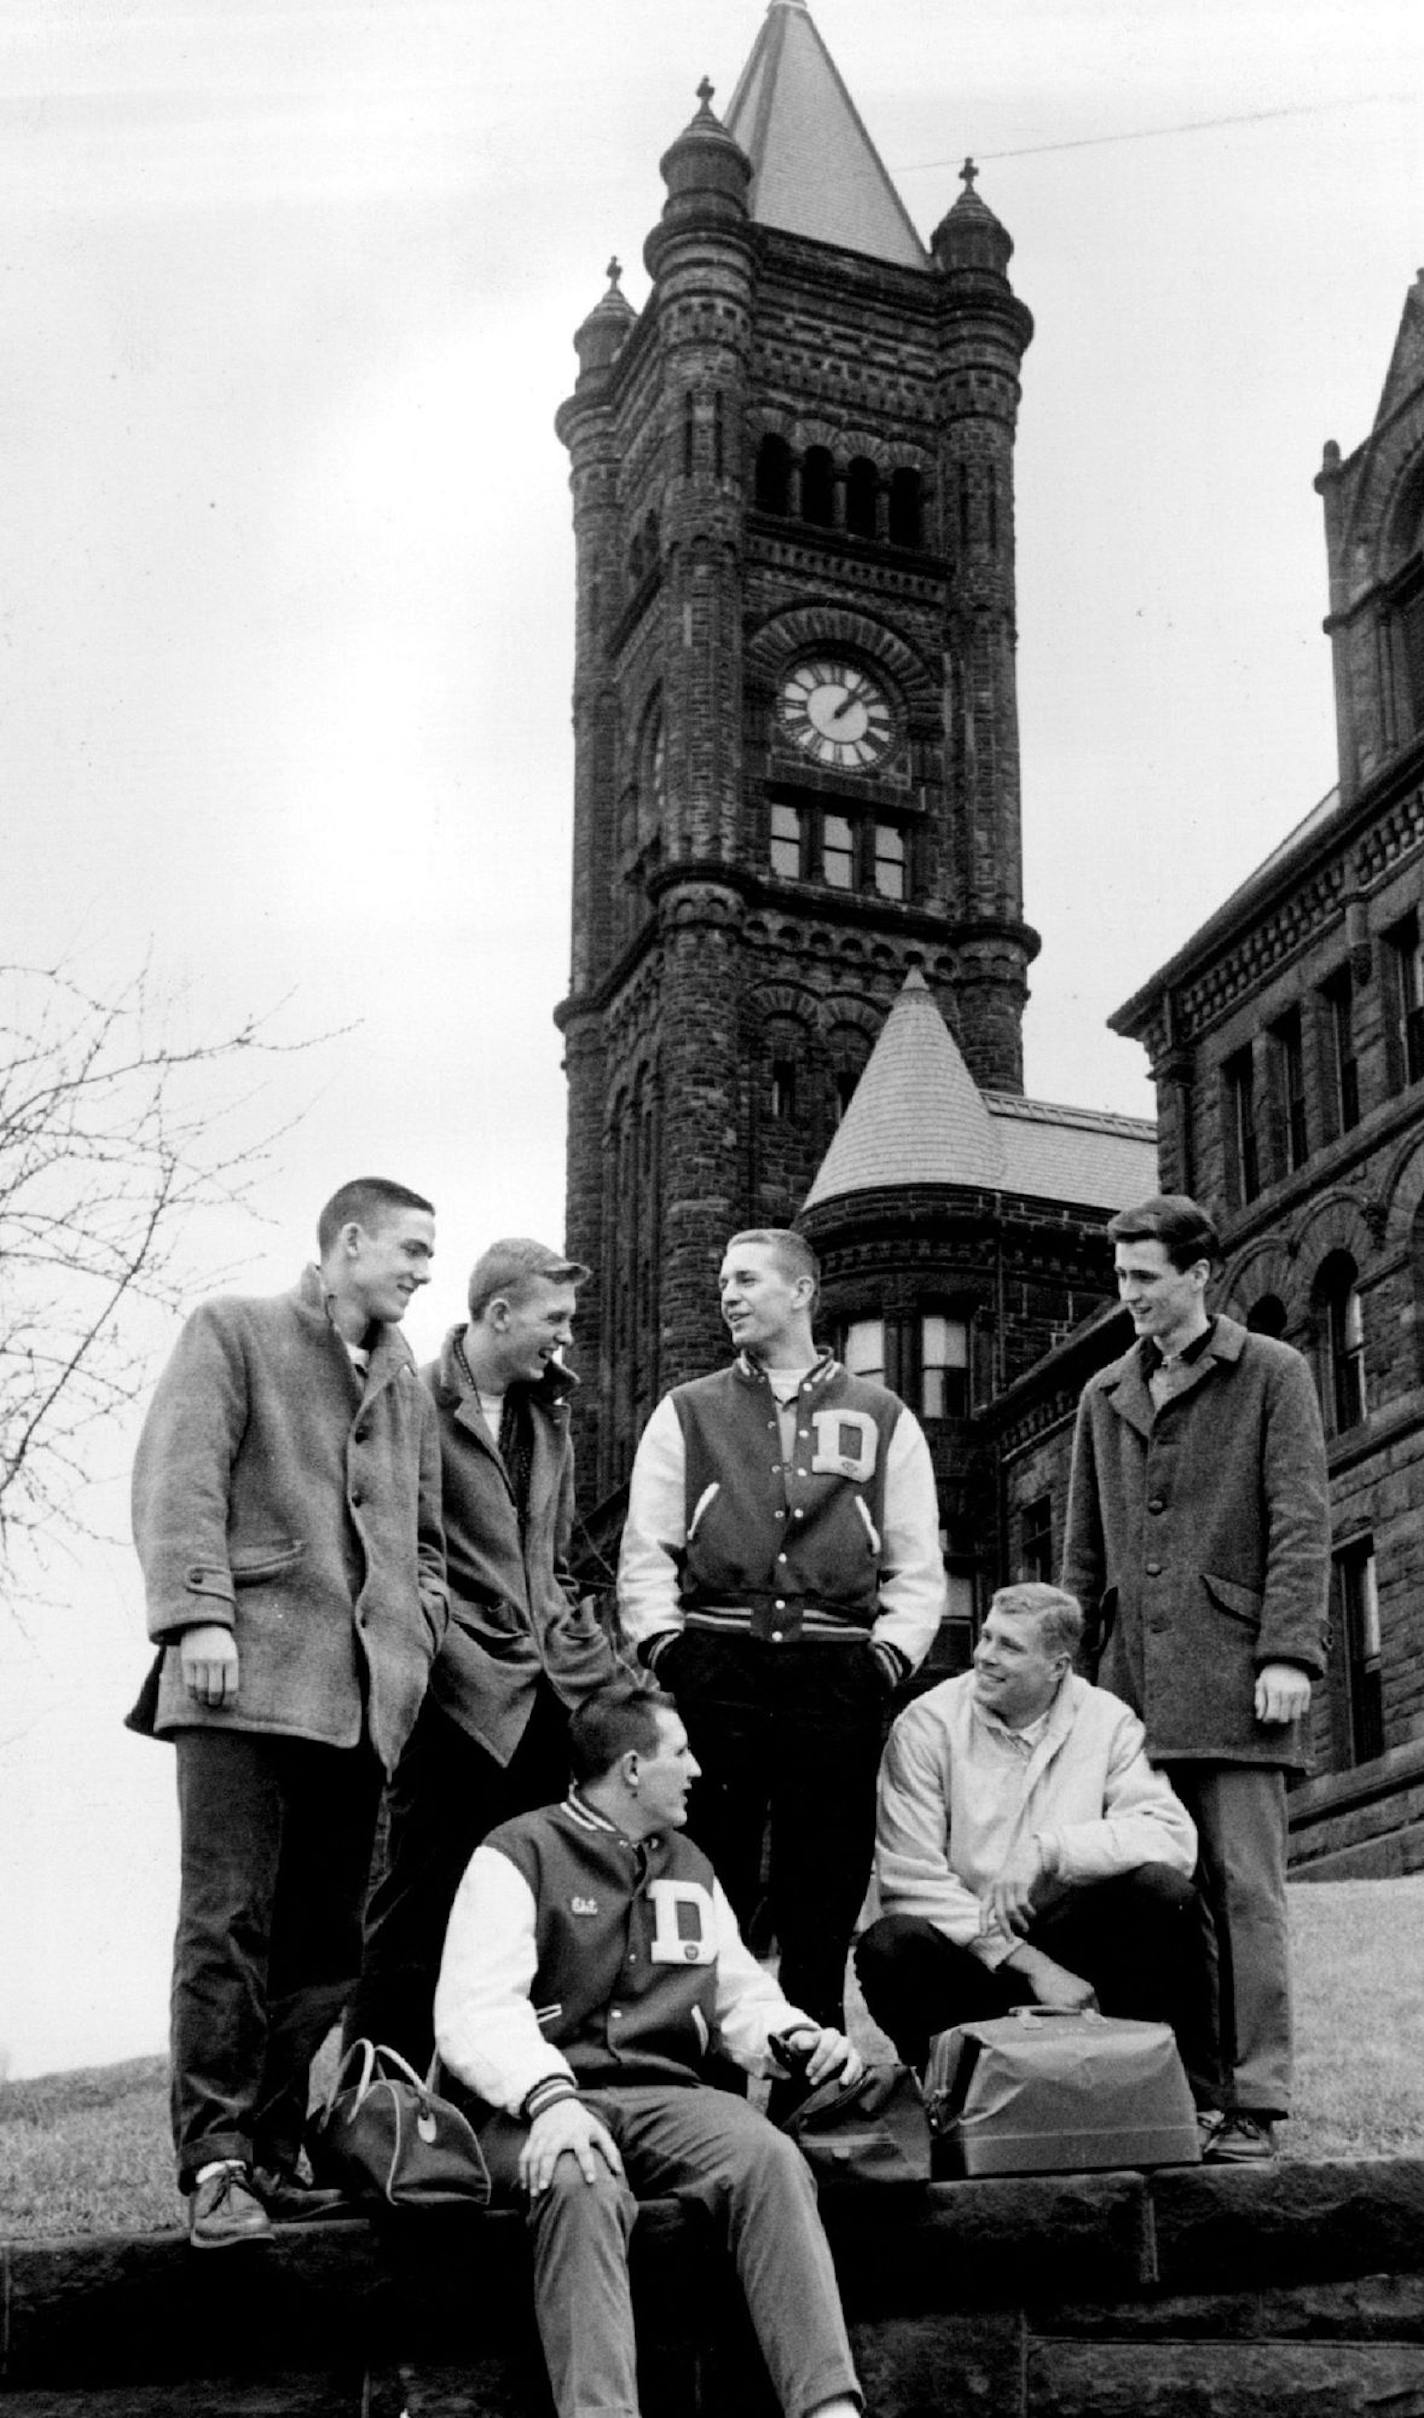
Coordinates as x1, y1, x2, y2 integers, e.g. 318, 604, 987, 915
874, 1671, 1197, 1969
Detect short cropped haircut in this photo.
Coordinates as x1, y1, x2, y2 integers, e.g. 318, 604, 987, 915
1107, 1194, 1221, 1273
568, 1675, 678, 1784
317, 1178, 435, 1258
467, 1237, 591, 1322
989, 1582, 1084, 1663
724, 1227, 820, 1294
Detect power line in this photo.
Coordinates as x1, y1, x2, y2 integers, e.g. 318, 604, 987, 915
893, 94, 1394, 175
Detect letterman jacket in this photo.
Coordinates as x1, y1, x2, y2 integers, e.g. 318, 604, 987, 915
618, 1353, 944, 1683
433, 1791, 816, 2119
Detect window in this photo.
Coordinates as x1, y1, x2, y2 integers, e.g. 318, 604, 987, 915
1223, 1047, 1260, 1203
822, 814, 855, 890
1020, 1495, 1053, 1584
1391, 579, 1424, 742
1319, 966, 1360, 1134
769, 1060, 797, 1121
755, 434, 792, 516
1245, 1294, 1288, 1339
1385, 911, 1424, 1089
767, 802, 912, 901
888, 466, 922, 548
1316, 1252, 1367, 1433
802, 446, 835, 526
833, 1066, 860, 1123
1331, 1540, 1384, 1766
919, 1314, 969, 1419
846, 457, 878, 539
770, 800, 802, 879
873, 823, 906, 901
1268, 1009, 1308, 1174
844, 1318, 886, 1383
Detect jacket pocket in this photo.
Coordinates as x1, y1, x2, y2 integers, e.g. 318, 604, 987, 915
230, 1539, 306, 1585
1203, 1573, 1264, 1629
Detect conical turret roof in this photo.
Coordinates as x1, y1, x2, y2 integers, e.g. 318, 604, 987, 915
725, 0, 926, 270
802, 971, 1005, 1210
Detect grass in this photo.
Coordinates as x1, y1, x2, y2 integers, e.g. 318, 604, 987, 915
3, 1877, 1423, 2242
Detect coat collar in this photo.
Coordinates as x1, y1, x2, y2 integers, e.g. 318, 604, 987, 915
732, 1347, 839, 1393
292, 1262, 416, 1386
1102, 1311, 1247, 1437
430, 1322, 578, 1420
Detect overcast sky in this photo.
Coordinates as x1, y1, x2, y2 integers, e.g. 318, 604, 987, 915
2, 0, 1421, 2082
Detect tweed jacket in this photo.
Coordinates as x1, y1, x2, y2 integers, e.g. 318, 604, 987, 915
422, 1329, 618, 1766
1061, 1316, 1330, 1770
130, 1265, 447, 1773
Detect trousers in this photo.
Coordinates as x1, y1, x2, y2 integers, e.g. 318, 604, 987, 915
1165, 1762, 1292, 2117
170, 1727, 383, 2190
664, 1627, 887, 2030
479, 2083, 860, 2418
855, 1865, 1209, 2086
348, 1683, 572, 2070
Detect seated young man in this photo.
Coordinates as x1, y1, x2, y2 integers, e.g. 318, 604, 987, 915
434, 1674, 865, 2418
856, 1584, 1209, 2107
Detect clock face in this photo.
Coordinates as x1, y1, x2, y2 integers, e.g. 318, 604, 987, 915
778, 658, 895, 771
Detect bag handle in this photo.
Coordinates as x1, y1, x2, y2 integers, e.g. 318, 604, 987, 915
323, 2035, 379, 2116
1007, 2003, 1102, 2023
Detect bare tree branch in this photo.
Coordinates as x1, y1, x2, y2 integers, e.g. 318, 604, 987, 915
0, 954, 330, 1583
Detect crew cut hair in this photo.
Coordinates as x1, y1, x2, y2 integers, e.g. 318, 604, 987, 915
317, 1178, 435, 1258
988, 1582, 1084, 1663
723, 1227, 820, 1295
1106, 1193, 1221, 1273
467, 1237, 591, 1322
568, 1675, 678, 1784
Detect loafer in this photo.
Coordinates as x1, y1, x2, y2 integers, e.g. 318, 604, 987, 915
188, 2161, 273, 2250
251, 2166, 352, 2222
1204, 2113, 1277, 2164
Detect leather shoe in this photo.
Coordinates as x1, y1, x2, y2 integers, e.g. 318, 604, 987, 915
251, 2166, 353, 2221
188, 2162, 273, 2250
1204, 2113, 1277, 2164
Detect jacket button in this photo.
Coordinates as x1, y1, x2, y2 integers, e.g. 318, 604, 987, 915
777, 1553, 788, 1565
1145, 1560, 1162, 1577
774, 1598, 786, 1611
793, 1507, 804, 1519
351, 1490, 364, 1508
1148, 1497, 1164, 1514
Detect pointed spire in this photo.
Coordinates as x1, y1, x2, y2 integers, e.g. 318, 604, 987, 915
572, 256, 636, 381
801, 971, 1006, 1212
931, 160, 1014, 277
724, 0, 926, 269
1372, 267, 1424, 429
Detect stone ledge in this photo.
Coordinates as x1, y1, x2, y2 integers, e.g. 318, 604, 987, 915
4, 2161, 1424, 2407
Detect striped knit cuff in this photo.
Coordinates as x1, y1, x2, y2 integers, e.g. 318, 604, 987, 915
522, 2075, 579, 2124
640, 1630, 681, 1673
870, 1639, 909, 1692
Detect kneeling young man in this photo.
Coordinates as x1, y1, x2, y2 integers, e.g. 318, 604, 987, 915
435, 1676, 864, 2418
857, 1584, 1206, 2091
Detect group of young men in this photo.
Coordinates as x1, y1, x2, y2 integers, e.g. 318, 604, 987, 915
131, 1177, 1331, 2418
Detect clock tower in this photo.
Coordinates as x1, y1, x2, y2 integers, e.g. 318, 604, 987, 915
554, 0, 1036, 1506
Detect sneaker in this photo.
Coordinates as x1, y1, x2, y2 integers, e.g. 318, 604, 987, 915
1194, 2109, 1226, 2154
187, 2160, 274, 2250
1204, 2113, 1277, 2165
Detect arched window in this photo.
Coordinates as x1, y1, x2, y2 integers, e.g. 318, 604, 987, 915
1315, 1251, 1367, 1433
1245, 1294, 1287, 1339
846, 457, 878, 539
755, 433, 792, 515
802, 446, 835, 527
888, 466, 922, 548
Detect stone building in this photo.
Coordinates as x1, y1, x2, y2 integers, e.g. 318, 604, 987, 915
1105, 271, 1424, 1875
553, 0, 1043, 1508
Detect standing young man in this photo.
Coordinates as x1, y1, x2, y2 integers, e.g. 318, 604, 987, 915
1062, 1194, 1331, 2162
618, 1228, 944, 2031
130, 1177, 447, 2246
349, 1237, 621, 2068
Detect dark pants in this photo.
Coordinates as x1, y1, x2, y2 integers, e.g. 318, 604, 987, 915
170, 1728, 384, 2192
479, 2085, 860, 2418
347, 1685, 572, 2071
855, 1866, 1209, 2088
1166, 1763, 1291, 2118
664, 1628, 888, 2031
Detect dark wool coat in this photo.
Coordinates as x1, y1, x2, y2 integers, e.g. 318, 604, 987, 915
423, 1330, 618, 1765
1061, 1317, 1330, 1771
130, 1266, 447, 1773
